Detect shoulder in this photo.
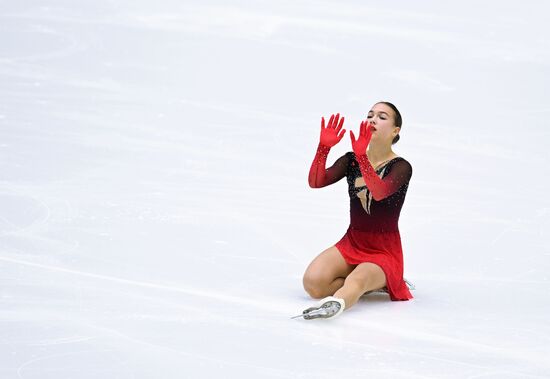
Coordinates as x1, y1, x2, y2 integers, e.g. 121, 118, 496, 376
392, 156, 412, 168
328, 152, 352, 172
345, 151, 359, 168
330, 151, 354, 165
388, 157, 413, 178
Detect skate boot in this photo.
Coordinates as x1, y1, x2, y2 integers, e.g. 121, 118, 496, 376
363, 277, 416, 296
292, 296, 345, 320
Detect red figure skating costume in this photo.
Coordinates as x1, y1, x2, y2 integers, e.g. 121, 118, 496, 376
311, 144, 413, 301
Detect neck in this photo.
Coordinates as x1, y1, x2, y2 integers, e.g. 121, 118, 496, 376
366, 143, 394, 164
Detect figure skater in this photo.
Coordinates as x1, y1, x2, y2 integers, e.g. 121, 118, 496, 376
296, 102, 414, 320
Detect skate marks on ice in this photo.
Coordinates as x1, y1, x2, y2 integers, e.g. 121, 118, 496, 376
0, 255, 296, 315
342, 315, 549, 378
1, 257, 307, 377
1, 260, 385, 379
0, 192, 51, 235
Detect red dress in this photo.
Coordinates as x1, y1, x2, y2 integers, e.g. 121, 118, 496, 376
330, 151, 413, 301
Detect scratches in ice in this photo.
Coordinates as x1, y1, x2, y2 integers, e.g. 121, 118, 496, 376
0, 255, 293, 314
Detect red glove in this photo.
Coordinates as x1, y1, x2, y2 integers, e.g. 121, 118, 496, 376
349, 119, 372, 156
350, 120, 405, 200
308, 113, 347, 188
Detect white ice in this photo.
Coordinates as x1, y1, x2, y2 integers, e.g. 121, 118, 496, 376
1, 1, 549, 378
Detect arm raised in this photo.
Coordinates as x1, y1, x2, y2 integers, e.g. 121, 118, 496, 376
350, 120, 412, 200
308, 113, 348, 188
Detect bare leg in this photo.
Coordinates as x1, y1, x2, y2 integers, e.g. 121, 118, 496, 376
334, 262, 387, 309
302, 246, 356, 299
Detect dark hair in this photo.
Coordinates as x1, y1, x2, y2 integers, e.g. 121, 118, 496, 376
377, 101, 402, 144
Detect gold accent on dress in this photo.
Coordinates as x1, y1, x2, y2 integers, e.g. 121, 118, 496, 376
354, 167, 387, 214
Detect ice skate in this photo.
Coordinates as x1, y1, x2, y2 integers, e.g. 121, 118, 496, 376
363, 277, 415, 296
292, 296, 345, 320
404, 278, 415, 291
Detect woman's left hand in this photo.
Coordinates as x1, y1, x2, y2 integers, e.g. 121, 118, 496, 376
350, 120, 374, 156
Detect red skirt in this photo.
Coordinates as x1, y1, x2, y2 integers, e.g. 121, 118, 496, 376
335, 226, 413, 301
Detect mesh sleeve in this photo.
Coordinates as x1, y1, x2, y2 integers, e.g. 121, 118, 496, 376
355, 155, 412, 200
308, 143, 350, 188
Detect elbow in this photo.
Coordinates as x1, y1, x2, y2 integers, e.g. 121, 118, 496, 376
308, 179, 324, 189
308, 175, 319, 188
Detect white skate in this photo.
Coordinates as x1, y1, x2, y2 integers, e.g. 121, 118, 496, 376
292, 296, 345, 320
363, 277, 416, 295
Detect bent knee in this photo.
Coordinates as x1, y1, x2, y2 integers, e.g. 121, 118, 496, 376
302, 273, 328, 299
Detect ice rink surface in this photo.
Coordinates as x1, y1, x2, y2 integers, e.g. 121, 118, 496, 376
1, 1, 549, 378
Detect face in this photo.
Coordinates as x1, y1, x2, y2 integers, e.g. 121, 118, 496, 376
366, 103, 400, 144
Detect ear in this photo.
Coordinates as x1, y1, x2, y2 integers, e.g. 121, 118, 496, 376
393, 126, 401, 137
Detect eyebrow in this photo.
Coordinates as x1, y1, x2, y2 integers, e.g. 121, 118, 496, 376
368, 111, 389, 115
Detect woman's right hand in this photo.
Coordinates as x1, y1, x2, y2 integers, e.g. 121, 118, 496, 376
319, 113, 346, 148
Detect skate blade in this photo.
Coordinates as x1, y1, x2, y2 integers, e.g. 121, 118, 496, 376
291, 309, 325, 320
292, 303, 342, 320
291, 312, 325, 320
404, 279, 416, 291
291, 306, 318, 319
